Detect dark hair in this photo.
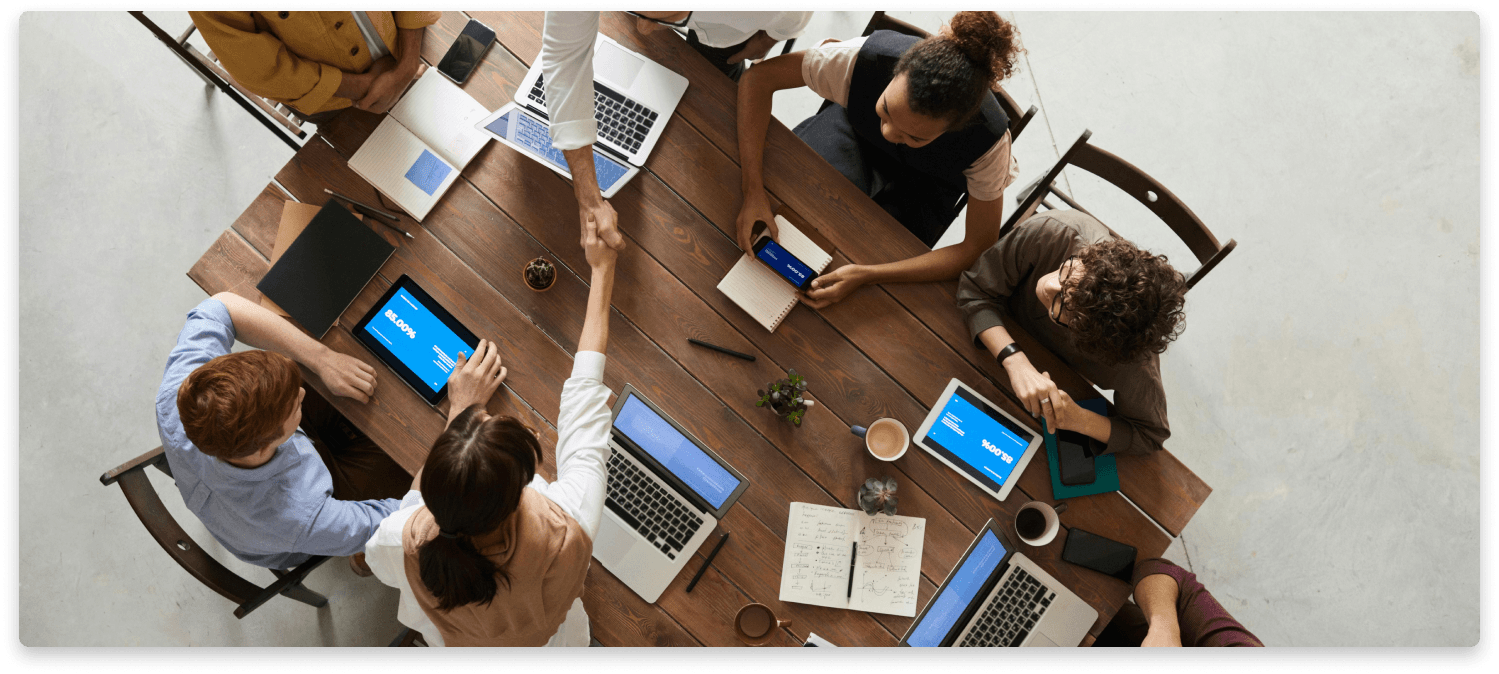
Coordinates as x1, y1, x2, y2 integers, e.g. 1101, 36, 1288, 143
893, 11, 1023, 128
417, 407, 542, 611
177, 350, 302, 459
1065, 239, 1189, 365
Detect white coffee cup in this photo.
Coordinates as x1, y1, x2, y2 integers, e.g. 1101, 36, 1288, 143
851, 418, 909, 461
1014, 501, 1068, 546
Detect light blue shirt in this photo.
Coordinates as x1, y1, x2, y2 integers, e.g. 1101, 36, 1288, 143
155, 299, 401, 569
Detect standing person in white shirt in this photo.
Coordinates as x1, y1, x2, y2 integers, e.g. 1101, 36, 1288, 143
364, 225, 618, 647
538, 11, 813, 253
629, 11, 813, 81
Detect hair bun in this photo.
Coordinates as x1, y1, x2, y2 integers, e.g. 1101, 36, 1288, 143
945, 11, 1021, 82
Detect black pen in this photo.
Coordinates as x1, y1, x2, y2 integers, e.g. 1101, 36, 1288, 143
685, 532, 729, 593
846, 542, 857, 598
688, 338, 756, 361
323, 188, 415, 239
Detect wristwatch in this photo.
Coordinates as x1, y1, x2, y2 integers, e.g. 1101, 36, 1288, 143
995, 342, 1023, 365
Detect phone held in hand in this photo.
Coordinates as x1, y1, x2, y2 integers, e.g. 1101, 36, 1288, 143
1060, 528, 1137, 582
437, 18, 496, 84
752, 229, 819, 291
1056, 430, 1095, 485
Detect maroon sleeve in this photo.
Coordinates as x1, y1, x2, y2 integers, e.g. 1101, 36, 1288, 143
1133, 558, 1263, 647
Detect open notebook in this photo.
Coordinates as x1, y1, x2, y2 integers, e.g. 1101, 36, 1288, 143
778, 502, 926, 617
716, 215, 833, 332
347, 69, 491, 222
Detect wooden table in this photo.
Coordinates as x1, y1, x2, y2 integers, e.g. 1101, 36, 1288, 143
188, 11, 1211, 647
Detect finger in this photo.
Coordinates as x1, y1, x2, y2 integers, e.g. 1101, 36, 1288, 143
1042, 398, 1058, 434
479, 341, 500, 372
495, 365, 508, 384
485, 351, 504, 379
463, 341, 486, 372
345, 385, 370, 404
454, 350, 468, 369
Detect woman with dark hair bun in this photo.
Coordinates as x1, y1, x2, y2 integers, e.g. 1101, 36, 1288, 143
364, 224, 622, 646
956, 209, 1189, 457
736, 11, 1025, 309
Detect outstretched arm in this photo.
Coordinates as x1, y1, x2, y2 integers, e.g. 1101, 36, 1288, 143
735, 52, 808, 253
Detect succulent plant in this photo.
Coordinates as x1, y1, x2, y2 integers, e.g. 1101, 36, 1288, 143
524, 257, 556, 291
857, 477, 899, 516
756, 368, 814, 427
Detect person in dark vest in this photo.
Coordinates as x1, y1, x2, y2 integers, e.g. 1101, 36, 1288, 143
735, 11, 1024, 308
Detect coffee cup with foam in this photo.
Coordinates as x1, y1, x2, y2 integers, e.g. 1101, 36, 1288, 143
851, 418, 909, 462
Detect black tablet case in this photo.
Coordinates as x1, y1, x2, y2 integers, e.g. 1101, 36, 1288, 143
256, 200, 395, 338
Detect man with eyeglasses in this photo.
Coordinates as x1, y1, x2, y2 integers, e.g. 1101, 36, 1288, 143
955, 209, 1190, 457
539, 11, 812, 255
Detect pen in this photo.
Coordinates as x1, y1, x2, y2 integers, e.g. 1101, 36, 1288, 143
685, 532, 729, 593
688, 338, 756, 362
323, 188, 414, 239
846, 542, 857, 598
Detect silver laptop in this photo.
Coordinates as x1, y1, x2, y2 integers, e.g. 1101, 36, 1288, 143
516, 32, 688, 167
593, 385, 747, 603
900, 519, 1097, 647
476, 103, 641, 198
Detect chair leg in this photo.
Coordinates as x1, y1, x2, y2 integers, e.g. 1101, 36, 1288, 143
277, 581, 329, 608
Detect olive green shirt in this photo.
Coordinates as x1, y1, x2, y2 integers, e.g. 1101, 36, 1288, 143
955, 209, 1170, 457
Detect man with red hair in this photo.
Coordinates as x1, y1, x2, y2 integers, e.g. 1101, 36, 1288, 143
156, 292, 412, 571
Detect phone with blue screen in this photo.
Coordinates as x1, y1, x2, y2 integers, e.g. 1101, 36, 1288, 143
752, 230, 819, 291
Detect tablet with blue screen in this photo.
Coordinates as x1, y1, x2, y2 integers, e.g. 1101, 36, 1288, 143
353, 275, 481, 405
912, 378, 1041, 502
476, 103, 640, 198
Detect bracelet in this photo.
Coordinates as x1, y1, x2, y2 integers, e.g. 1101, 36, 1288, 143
995, 342, 1023, 365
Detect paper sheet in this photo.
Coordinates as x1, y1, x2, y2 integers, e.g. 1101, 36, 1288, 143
389, 67, 490, 168
779, 502, 925, 617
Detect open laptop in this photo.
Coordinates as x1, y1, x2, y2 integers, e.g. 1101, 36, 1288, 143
477, 103, 640, 198
900, 519, 1097, 647
912, 379, 1043, 502
515, 33, 688, 166
593, 385, 748, 603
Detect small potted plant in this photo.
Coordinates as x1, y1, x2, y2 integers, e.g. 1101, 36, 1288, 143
857, 477, 898, 516
523, 257, 556, 292
756, 368, 814, 427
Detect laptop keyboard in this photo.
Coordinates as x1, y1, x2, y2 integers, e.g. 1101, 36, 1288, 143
529, 73, 659, 155
958, 567, 1056, 647
604, 447, 704, 560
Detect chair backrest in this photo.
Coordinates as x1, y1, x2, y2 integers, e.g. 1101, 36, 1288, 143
1001, 129, 1237, 290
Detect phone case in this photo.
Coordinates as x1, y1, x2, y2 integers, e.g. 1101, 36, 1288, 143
1061, 528, 1136, 582
1058, 434, 1095, 485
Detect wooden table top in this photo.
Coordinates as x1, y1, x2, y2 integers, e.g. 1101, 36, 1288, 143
188, 11, 1210, 647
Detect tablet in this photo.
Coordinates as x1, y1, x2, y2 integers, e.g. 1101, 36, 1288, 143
476, 103, 640, 198
912, 379, 1041, 502
353, 275, 480, 405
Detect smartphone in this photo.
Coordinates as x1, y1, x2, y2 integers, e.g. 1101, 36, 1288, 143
752, 231, 819, 291
1061, 528, 1137, 582
1057, 429, 1095, 485
437, 19, 496, 84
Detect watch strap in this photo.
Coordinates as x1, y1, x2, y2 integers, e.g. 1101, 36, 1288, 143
996, 342, 1023, 365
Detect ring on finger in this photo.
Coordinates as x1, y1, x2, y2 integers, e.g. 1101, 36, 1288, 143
1041, 397, 1051, 405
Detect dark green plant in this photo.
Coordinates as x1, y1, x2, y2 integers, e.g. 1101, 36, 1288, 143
857, 477, 898, 515
756, 368, 812, 426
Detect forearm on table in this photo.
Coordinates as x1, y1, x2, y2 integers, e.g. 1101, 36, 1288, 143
736, 55, 804, 194
211, 292, 329, 368
858, 243, 986, 286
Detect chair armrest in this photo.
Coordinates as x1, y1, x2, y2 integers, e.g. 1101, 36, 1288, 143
100, 446, 166, 486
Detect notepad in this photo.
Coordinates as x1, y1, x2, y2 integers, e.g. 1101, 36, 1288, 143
1043, 398, 1121, 498
259, 201, 363, 318
717, 215, 833, 332
778, 502, 925, 617
347, 69, 491, 222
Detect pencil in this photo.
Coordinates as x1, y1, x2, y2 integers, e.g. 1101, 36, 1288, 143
688, 338, 756, 361
323, 188, 415, 239
685, 532, 729, 593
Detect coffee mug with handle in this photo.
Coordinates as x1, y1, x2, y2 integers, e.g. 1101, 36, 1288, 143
850, 417, 909, 461
1014, 500, 1068, 546
735, 603, 792, 646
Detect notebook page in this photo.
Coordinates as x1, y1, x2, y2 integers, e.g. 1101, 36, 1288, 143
389, 68, 491, 169
717, 256, 799, 332
847, 512, 925, 616
347, 116, 455, 222
779, 502, 857, 610
775, 214, 833, 272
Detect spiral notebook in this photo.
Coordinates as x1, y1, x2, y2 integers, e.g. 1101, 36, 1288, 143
716, 215, 832, 332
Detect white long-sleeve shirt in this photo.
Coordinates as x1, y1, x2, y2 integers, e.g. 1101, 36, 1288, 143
365, 352, 613, 647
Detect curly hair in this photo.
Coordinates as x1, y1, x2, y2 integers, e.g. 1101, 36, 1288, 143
894, 11, 1024, 127
1063, 239, 1188, 365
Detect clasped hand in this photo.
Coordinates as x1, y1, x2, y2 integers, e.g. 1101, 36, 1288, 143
313, 349, 377, 403
1005, 356, 1080, 434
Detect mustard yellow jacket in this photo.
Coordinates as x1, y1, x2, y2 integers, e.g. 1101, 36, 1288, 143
189, 11, 441, 114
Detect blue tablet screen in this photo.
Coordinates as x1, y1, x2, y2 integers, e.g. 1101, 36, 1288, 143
922, 386, 1034, 492
362, 287, 473, 394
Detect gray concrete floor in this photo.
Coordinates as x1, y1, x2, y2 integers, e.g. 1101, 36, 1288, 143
18, 11, 1478, 646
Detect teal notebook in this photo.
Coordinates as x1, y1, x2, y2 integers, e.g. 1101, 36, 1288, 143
1042, 397, 1119, 498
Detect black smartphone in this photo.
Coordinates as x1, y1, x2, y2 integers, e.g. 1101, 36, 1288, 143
1061, 528, 1137, 582
1057, 429, 1095, 485
437, 19, 496, 85
752, 230, 819, 291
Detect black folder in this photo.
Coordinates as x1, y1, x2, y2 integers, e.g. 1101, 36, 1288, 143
256, 200, 395, 338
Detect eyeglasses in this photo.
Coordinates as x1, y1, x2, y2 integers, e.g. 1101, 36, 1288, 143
1049, 256, 1078, 327
625, 11, 692, 28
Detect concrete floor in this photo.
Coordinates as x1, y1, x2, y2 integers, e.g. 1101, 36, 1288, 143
18, 11, 1478, 647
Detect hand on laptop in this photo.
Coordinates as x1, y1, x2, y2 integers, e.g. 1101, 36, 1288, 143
314, 348, 377, 403
446, 339, 507, 422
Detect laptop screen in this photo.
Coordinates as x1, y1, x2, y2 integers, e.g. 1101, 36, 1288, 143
483, 109, 632, 192
613, 394, 741, 509
906, 529, 1008, 647
920, 386, 1034, 492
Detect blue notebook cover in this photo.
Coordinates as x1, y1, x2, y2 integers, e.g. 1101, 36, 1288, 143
1042, 397, 1120, 498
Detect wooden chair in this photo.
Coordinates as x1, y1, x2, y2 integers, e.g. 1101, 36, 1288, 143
130, 12, 310, 151
1000, 129, 1237, 290
99, 447, 331, 619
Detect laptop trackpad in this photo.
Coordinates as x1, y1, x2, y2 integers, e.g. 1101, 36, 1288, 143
595, 41, 644, 88
594, 517, 636, 568
1023, 633, 1060, 647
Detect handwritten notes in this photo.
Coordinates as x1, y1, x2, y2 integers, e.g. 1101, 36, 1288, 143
779, 502, 925, 617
